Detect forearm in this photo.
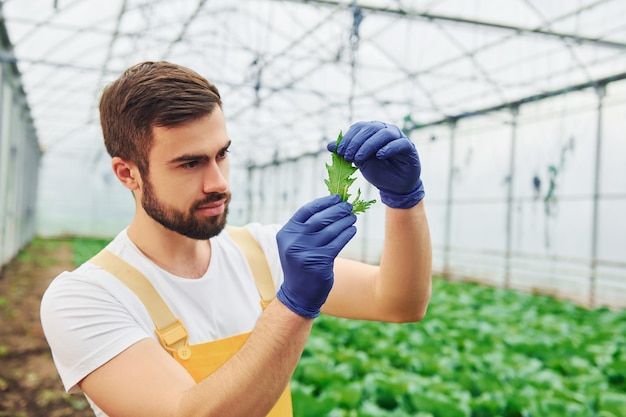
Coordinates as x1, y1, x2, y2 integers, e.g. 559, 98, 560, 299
377, 200, 432, 321
178, 300, 313, 417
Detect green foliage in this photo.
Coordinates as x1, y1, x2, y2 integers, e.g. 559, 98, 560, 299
69, 237, 111, 266
17, 237, 61, 267
292, 278, 626, 416
324, 131, 376, 214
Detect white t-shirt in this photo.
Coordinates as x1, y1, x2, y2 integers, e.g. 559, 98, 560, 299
40, 223, 283, 414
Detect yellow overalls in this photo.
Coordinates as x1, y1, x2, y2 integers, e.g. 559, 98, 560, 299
90, 226, 293, 416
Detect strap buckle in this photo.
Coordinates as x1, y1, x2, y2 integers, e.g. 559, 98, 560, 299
155, 319, 192, 360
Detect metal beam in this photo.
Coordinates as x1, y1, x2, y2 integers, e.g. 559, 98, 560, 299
278, 0, 626, 50
406, 71, 626, 132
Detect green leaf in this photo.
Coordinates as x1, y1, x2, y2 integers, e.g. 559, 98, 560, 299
325, 131, 376, 214
407, 390, 470, 417
324, 132, 357, 201
599, 392, 626, 417
292, 389, 335, 417
325, 381, 363, 409
351, 188, 376, 214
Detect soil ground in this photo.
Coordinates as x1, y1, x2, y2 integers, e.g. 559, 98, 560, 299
0, 239, 95, 417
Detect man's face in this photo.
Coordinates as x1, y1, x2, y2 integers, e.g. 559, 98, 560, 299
140, 109, 231, 240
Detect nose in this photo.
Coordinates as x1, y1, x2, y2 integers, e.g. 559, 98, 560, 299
202, 160, 229, 194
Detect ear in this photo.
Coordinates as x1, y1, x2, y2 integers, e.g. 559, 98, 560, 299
111, 156, 142, 192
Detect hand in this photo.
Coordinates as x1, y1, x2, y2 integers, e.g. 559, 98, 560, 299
276, 195, 357, 318
328, 121, 424, 209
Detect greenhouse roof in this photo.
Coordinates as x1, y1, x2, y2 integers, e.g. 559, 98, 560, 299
2, 0, 626, 164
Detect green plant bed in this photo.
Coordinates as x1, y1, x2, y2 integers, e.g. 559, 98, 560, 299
292, 278, 626, 417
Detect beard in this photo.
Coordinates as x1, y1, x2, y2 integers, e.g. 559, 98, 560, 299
141, 177, 230, 240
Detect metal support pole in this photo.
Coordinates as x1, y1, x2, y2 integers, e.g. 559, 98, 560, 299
246, 165, 253, 224
443, 120, 457, 278
504, 106, 519, 289
590, 84, 606, 308
0, 62, 6, 266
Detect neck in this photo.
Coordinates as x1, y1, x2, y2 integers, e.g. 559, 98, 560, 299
127, 214, 212, 279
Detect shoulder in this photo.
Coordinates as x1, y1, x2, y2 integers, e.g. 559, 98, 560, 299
41, 229, 137, 312
40, 231, 153, 333
41, 268, 151, 392
40, 232, 153, 392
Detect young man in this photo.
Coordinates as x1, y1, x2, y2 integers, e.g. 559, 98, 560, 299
40, 61, 431, 417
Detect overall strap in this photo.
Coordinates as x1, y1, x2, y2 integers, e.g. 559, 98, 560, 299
88, 225, 276, 356
89, 249, 192, 359
226, 226, 276, 309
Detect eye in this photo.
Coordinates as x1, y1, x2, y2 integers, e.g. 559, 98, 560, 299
180, 160, 199, 169
216, 148, 230, 160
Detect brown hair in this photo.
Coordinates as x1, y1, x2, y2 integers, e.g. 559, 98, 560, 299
99, 61, 222, 174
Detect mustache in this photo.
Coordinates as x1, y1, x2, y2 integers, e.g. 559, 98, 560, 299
193, 192, 231, 209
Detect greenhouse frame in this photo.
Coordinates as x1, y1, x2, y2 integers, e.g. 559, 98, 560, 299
0, 0, 625, 309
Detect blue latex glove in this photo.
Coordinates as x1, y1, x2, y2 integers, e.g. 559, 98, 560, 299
276, 194, 357, 318
328, 121, 424, 209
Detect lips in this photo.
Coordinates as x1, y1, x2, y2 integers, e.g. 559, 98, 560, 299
198, 200, 224, 208
196, 200, 226, 216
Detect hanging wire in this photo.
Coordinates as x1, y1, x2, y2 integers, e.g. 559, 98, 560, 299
347, 1, 362, 123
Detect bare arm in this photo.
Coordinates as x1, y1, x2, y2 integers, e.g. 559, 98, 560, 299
322, 200, 432, 322
80, 300, 312, 417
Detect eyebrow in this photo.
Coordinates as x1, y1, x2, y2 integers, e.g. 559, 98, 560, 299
167, 140, 231, 165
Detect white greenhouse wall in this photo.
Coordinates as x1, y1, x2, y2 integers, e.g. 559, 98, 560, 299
36, 132, 134, 238
416, 83, 626, 309
0, 59, 40, 270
